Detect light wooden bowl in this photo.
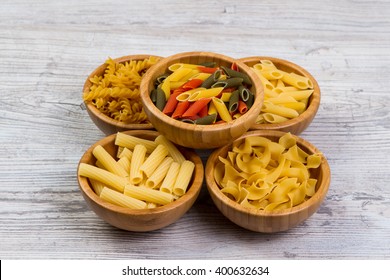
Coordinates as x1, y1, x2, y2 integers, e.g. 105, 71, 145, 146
205, 130, 330, 233
83, 55, 162, 135
140, 51, 264, 149
239, 57, 321, 135
77, 130, 204, 231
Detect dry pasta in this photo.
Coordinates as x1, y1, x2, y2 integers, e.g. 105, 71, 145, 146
78, 133, 195, 210
250, 60, 314, 124
214, 133, 322, 211
83, 56, 160, 124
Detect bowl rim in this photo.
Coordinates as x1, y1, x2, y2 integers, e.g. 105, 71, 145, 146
83, 54, 163, 130
205, 129, 331, 217
77, 130, 204, 215
139, 51, 264, 135
239, 56, 321, 132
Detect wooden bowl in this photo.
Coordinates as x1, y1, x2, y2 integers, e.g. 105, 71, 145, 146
139, 51, 264, 149
83, 55, 162, 135
239, 57, 320, 135
77, 130, 204, 231
205, 130, 330, 233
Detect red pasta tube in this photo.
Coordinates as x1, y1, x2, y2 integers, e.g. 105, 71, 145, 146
181, 78, 203, 90
238, 100, 248, 114
182, 98, 212, 118
162, 91, 182, 115
198, 104, 208, 117
231, 62, 239, 71
197, 66, 219, 74
172, 100, 190, 119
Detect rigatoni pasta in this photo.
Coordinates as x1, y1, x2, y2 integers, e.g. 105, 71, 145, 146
77, 133, 195, 210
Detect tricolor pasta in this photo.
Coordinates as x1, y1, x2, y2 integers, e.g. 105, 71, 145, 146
213, 133, 322, 211
150, 62, 255, 125
78, 133, 195, 209
83, 56, 161, 124
250, 60, 314, 124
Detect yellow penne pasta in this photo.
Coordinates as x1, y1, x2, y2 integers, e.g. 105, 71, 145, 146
188, 87, 224, 101
160, 77, 171, 100
208, 100, 217, 115
168, 67, 194, 82
154, 135, 186, 164
176, 88, 205, 102
160, 161, 180, 194
92, 145, 128, 177
280, 71, 313, 89
262, 113, 289, 124
168, 63, 200, 71
169, 81, 187, 90
173, 160, 195, 196
115, 132, 157, 153
146, 157, 174, 189
78, 163, 127, 192
260, 69, 283, 80
279, 89, 314, 101
220, 91, 232, 102
253, 68, 274, 91
190, 72, 211, 81
139, 144, 168, 178
100, 187, 147, 209
262, 101, 299, 119
212, 97, 232, 122
124, 185, 173, 205
130, 144, 147, 185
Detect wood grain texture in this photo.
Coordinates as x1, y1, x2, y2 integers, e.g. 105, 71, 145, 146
1, 0, 390, 259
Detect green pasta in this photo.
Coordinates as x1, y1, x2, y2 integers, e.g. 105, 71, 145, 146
245, 92, 255, 109
155, 87, 167, 111
221, 66, 253, 86
228, 90, 240, 113
195, 113, 217, 125
238, 85, 251, 102
155, 74, 169, 86
199, 61, 217, 67
150, 88, 157, 103
201, 69, 222, 88
212, 77, 243, 89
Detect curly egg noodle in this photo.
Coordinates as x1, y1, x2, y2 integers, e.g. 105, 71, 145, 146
83, 56, 160, 124
214, 133, 322, 211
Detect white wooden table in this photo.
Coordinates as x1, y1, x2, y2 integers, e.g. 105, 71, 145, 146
1, 0, 389, 259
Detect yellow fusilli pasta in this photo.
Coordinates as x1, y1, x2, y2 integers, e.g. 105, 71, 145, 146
84, 56, 161, 124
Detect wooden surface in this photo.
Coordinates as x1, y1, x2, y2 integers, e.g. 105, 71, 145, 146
0, 0, 389, 259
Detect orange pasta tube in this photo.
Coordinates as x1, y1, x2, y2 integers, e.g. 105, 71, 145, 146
172, 100, 190, 119
238, 100, 248, 114
162, 91, 182, 115
197, 66, 219, 74
182, 98, 211, 118
181, 78, 203, 90
198, 103, 208, 117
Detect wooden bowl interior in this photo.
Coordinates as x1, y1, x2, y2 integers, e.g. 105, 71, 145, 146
77, 130, 204, 231
205, 130, 330, 232
140, 52, 264, 149
83, 55, 159, 135
239, 56, 321, 135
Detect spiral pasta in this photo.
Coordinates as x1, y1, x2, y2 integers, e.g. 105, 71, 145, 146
84, 56, 161, 124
